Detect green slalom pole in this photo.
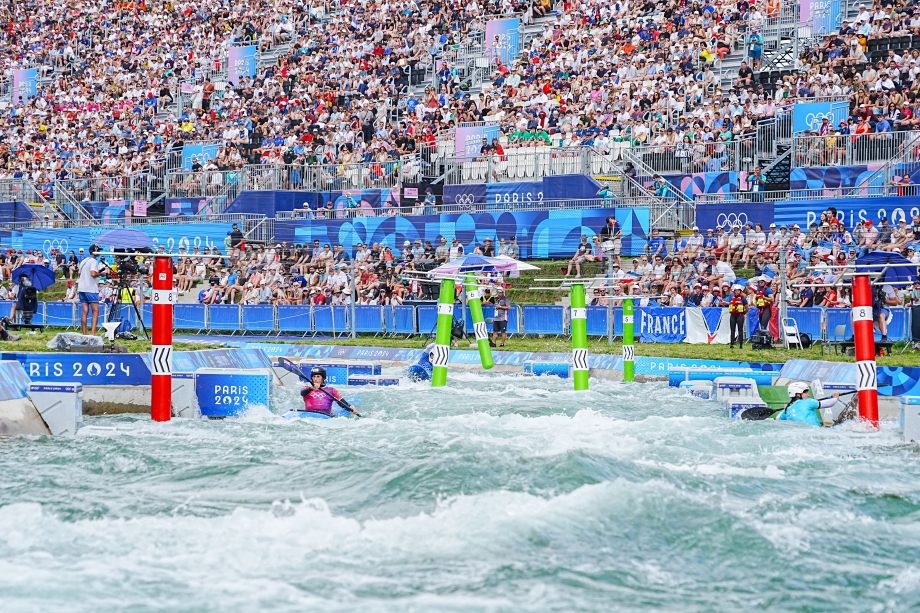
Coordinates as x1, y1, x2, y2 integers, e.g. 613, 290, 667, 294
570, 282, 589, 391
623, 298, 635, 382
431, 278, 455, 387
464, 273, 494, 370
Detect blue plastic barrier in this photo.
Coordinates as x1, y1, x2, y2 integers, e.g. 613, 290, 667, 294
392, 305, 416, 335
786, 307, 824, 340
313, 305, 347, 334
242, 305, 275, 333
417, 305, 438, 335
353, 305, 383, 334
107, 302, 137, 330
43, 302, 75, 328
276, 305, 312, 334
383, 305, 395, 334
174, 304, 207, 331
522, 305, 566, 336
208, 304, 241, 333
464, 304, 521, 335
586, 306, 608, 337
825, 308, 852, 341
142, 303, 153, 329
887, 307, 909, 342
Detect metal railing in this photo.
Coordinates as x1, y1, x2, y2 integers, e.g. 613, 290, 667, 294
694, 185, 896, 204
627, 138, 756, 175
791, 131, 920, 168
56, 175, 150, 204
441, 147, 590, 185
167, 170, 243, 199
0, 212, 268, 232
277, 195, 674, 217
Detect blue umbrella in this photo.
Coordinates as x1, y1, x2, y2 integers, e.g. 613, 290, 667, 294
855, 251, 916, 287
94, 228, 153, 249
11, 263, 57, 291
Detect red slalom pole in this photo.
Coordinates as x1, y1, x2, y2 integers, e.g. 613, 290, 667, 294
151, 256, 174, 422
851, 274, 879, 428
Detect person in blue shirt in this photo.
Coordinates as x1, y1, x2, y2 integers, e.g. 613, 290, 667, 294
408, 343, 435, 381
644, 228, 667, 258
780, 382, 839, 426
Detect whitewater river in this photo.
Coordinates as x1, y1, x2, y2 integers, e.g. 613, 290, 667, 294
1, 371, 920, 612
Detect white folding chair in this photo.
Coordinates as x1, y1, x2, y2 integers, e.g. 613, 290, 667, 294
782, 317, 804, 349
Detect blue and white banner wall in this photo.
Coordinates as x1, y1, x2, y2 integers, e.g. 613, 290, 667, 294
0, 222, 237, 256
274, 207, 649, 257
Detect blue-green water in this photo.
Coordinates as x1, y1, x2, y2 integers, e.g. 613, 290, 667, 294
2, 372, 920, 612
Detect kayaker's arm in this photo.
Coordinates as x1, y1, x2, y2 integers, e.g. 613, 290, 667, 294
320, 388, 361, 417
817, 393, 840, 410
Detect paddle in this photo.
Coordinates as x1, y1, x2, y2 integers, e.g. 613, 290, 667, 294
276, 357, 361, 417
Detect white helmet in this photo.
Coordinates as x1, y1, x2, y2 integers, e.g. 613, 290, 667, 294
788, 381, 810, 398
425, 342, 436, 355
732, 284, 745, 292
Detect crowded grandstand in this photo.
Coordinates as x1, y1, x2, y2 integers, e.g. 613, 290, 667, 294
1, 0, 920, 343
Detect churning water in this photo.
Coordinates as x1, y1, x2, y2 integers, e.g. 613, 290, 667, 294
2, 372, 920, 612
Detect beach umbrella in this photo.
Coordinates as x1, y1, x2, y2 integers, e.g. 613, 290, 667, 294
429, 255, 518, 277
11, 263, 57, 291
493, 255, 540, 271
855, 251, 916, 287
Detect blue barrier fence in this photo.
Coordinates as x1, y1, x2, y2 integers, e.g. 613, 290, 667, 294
22, 302, 917, 343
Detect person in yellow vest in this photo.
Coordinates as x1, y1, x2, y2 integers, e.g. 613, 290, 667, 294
754, 276, 774, 331
728, 284, 749, 348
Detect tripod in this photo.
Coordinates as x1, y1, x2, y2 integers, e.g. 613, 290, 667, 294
107, 279, 149, 340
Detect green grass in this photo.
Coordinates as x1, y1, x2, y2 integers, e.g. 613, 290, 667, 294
0, 330, 212, 354
5, 329, 919, 367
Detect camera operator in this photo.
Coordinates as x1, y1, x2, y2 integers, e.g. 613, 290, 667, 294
78, 244, 111, 336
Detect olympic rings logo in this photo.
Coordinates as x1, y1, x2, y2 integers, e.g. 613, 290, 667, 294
454, 194, 477, 205
43, 239, 68, 255
716, 213, 748, 229
805, 111, 834, 130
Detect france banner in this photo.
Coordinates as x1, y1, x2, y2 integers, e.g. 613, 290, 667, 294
640, 307, 686, 343
685, 308, 731, 344
12, 68, 37, 102
227, 46, 257, 86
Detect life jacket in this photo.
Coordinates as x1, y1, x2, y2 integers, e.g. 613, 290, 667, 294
755, 288, 769, 308
728, 295, 747, 314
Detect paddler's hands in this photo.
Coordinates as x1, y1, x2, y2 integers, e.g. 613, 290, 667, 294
831, 392, 840, 399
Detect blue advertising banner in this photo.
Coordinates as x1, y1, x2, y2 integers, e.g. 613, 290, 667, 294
12, 68, 38, 102
0, 361, 31, 401
792, 101, 848, 133
273, 207, 649, 258
181, 143, 220, 172
0, 222, 236, 258
155, 348, 274, 373
485, 18, 520, 65
227, 45, 257, 86
454, 123, 501, 159
1, 353, 150, 386
696, 202, 775, 231
773, 196, 920, 229
639, 307, 687, 343
195, 370, 272, 417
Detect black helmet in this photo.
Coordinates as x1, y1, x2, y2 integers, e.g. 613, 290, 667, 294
310, 366, 327, 381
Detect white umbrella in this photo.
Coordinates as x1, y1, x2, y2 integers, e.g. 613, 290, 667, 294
494, 255, 540, 271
